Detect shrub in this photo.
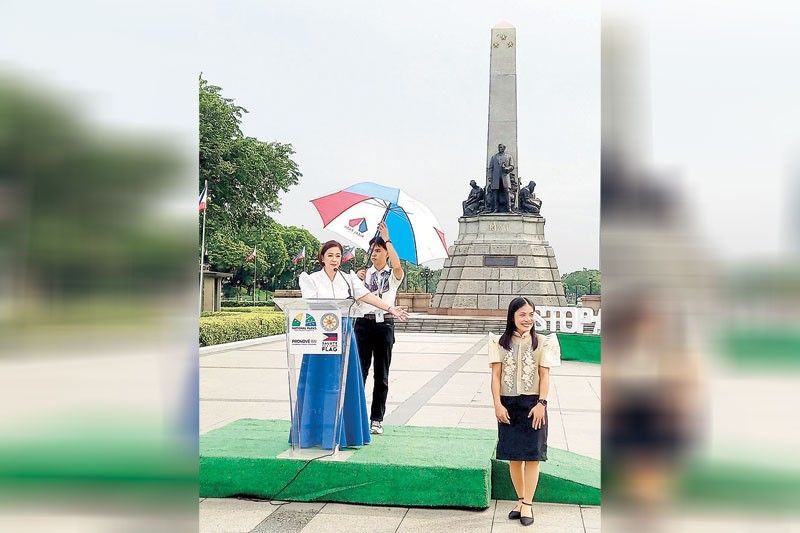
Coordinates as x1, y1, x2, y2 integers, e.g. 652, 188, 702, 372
199, 312, 285, 346
221, 300, 274, 308
215, 306, 277, 313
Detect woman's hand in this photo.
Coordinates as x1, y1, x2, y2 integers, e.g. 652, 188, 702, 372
495, 402, 511, 424
528, 403, 546, 430
388, 305, 409, 321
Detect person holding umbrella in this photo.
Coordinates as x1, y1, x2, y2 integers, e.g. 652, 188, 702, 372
355, 221, 405, 435
308, 181, 450, 438
294, 240, 408, 449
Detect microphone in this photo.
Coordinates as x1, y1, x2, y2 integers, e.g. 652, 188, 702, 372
333, 267, 353, 299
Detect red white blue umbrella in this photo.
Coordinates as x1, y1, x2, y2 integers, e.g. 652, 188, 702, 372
310, 182, 449, 265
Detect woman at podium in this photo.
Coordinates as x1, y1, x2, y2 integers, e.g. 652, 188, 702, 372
295, 240, 408, 449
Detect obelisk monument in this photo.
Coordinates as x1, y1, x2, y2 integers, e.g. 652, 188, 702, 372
431, 22, 568, 315
487, 21, 518, 206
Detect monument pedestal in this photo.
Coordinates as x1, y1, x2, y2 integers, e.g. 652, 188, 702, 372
431, 214, 568, 315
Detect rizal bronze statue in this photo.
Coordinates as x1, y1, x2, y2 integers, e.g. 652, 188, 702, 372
484, 144, 514, 213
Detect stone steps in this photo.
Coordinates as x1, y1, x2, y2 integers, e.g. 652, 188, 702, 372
395, 316, 596, 335
395, 317, 506, 334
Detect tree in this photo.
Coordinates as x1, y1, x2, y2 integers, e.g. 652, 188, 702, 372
274, 226, 320, 289
199, 76, 301, 231
249, 223, 288, 289
207, 217, 290, 291
341, 248, 369, 273
404, 263, 442, 293
561, 269, 602, 303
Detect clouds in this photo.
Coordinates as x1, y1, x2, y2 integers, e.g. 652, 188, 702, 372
199, 1, 600, 272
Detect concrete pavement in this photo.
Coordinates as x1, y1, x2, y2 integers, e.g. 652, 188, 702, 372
200, 331, 600, 532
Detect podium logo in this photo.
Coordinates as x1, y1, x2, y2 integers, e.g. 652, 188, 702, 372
321, 341, 339, 352
321, 313, 339, 332
291, 313, 317, 330
346, 217, 368, 237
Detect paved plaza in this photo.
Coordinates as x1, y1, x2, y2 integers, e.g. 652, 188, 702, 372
200, 331, 601, 532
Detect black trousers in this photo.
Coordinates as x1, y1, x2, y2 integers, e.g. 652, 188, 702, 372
354, 317, 395, 422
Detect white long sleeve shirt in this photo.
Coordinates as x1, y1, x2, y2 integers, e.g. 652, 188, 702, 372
298, 270, 370, 300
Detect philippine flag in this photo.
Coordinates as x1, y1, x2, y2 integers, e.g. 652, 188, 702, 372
323, 332, 338, 342
198, 183, 208, 212
292, 247, 306, 265
341, 246, 355, 263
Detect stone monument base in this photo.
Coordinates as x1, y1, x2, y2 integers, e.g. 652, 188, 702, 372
430, 214, 568, 313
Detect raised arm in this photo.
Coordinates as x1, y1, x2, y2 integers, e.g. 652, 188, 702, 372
377, 221, 404, 281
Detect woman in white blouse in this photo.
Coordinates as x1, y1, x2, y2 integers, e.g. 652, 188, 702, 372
488, 296, 561, 526
294, 240, 408, 449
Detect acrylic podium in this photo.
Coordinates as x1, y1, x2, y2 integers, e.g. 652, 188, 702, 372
273, 297, 357, 457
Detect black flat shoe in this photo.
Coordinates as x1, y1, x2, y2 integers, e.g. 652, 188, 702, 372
519, 501, 534, 526
507, 498, 523, 520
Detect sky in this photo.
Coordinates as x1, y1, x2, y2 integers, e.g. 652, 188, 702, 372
196, 1, 601, 272
2, 0, 600, 273
4, 0, 798, 271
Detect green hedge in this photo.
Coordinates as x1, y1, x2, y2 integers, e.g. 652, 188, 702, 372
199, 311, 285, 347
213, 306, 276, 314
199, 309, 602, 360
221, 300, 274, 308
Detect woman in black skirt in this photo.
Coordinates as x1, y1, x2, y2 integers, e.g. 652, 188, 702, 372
489, 297, 562, 526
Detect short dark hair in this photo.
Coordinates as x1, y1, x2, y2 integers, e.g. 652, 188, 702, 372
318, 240, 343, 264
369, 236, 387, 251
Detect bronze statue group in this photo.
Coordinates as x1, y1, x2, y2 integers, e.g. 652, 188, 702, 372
462, 143, 542, 217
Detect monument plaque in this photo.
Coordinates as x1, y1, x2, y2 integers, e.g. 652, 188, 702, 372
484, 255, 517, 267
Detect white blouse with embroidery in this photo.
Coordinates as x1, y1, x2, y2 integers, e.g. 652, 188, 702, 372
487, 331, 561, 396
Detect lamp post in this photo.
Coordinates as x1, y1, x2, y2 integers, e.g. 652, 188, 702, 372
420, 267, 433, 293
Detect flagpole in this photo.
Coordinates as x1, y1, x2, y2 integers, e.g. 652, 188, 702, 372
198, 179, 208, 315
301, 252, 306, 290
253, 244, 258, 305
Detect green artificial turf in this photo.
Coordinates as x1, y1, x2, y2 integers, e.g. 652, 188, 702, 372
200, 419, 601, 508
556, 332, 601, 364
491, 447, 601, 505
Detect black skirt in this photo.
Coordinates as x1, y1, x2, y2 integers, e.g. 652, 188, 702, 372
496, 394, 548, 461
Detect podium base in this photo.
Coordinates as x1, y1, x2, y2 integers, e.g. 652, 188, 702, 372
276, 448, 354, 462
